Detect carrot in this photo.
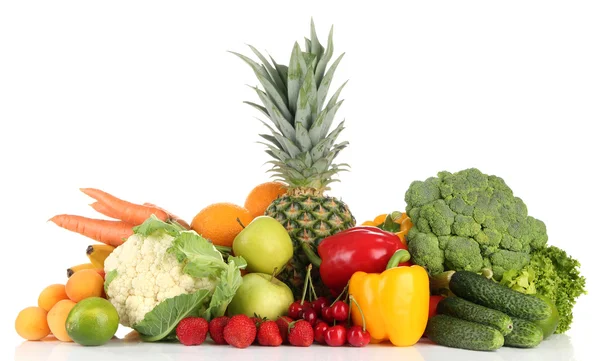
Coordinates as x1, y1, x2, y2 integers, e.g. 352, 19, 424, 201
89, 202, 121, 220
80, 188, 169, 225
50, 215, 133, 247
143, 202, 191, 230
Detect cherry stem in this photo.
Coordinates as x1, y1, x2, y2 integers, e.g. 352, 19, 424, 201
307, 268, 318, 301
349, 295, 367, 332
300, 264, 312, 305
236, 217, 246, 229
330, 283, 349, 307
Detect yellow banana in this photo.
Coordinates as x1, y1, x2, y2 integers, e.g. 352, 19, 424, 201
86, 244, 115, 269
67, 263, 95, 278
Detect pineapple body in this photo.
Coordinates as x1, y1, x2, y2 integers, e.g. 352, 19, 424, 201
266, 194, 355, 297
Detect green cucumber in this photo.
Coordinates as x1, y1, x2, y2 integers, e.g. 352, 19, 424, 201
449, 271, 551, 321
437, 296, 513, 336
425, 314, 504, 351
504, 318, 544, 348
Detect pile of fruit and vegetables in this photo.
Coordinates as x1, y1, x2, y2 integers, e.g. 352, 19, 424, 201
14, 20, 586, 352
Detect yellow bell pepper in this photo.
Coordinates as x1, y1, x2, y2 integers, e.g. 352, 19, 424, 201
349, 250, 429, 347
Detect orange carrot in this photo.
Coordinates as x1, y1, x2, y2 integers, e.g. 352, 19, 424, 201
80, 188, 169, 225
89, 202, 121, 220
143, 202, 191, 230
50, 215, 133, 247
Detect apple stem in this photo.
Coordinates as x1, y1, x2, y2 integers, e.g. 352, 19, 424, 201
349, 295, 367, 332
270, 267, 278, 283
236, 217, 246, 229
300, 264, 312, 305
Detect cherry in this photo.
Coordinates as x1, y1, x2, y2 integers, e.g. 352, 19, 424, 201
288, 301, 304, 319
347, 325, 371, 347
311, 297, 328, 317
324, 325, 347, 347
321, 305, 334, 324
300, 307, 318, 326
313, 321, 329, 344
331, 301, 349, 321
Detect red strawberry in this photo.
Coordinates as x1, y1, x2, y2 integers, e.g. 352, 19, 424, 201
176, 317, 209, 346
288, 320, 314, 347
223, 314, 257, 348
208, 316, 229, 345
276, 316, 293, 343
257, 320, 283, 346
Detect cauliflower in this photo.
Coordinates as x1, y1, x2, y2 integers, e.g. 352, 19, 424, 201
103, 216, 246, 341
405, 168, 548, 279
104, 232, 215, 327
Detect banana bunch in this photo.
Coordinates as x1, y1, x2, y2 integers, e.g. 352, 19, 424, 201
66, 244, 115, 278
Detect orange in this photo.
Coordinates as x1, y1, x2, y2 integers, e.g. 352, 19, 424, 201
191, 203, 253, 247
244, 182, 288, 218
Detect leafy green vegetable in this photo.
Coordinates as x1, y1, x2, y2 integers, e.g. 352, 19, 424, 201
134, 289, 211, 342
500, 245, 586, 333
133, 215, 182, 238
103, 269, 118, 294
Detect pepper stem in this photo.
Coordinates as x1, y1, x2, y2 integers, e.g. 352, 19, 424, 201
386, 249, 411, 270
349, 295, 367, 332
301, 242, 322, 267
300, 264, 312, 305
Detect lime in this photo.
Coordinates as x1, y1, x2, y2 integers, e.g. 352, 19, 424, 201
533, 295, 559, 339
65, 297, 119, 346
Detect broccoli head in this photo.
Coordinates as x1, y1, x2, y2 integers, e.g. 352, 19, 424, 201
405, 168, 548, 279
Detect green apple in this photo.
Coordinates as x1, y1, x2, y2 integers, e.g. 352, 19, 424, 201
232, 216, 293, 274
227, 273, 294, 320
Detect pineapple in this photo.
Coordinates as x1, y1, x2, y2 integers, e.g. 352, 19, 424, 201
233, 20, 355, 297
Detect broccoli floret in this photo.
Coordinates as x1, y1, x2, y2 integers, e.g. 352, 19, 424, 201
405, 168, 548, 279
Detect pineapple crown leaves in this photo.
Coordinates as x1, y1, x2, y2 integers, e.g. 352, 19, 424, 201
231, 18, 349, 193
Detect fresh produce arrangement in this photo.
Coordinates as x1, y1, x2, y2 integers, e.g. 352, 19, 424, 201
14, 19, 586, 354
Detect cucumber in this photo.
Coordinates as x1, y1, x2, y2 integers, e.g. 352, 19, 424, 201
437, 296, 514, 336
449, 271, 551, 321
425, 314, 504, 351
504, 318, 544, 348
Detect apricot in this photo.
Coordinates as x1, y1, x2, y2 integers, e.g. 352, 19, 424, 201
65, 269, 104, 302
38, 284, 68, 312
15, 306, 50, 341
47, 299, 76, 342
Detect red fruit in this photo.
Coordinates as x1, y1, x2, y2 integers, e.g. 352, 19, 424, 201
429, 295, 444, 319
324, 325, 347, 347
208, 316, 230, 345
314, 321, 329, 344
257, 321, 283, 346
223, 315, 257, 349
275, 316, 293, 344
347, 325, 370, 347
288, 320, 314, 347
288, 301, 304, 319
301, 308, 318, 326
321, 306, 334, 324
312, 297, 328, 317
331, 301, 349, 321
176, 317, 209, 346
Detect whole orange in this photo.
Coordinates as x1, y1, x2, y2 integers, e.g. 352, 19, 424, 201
191, 203, 253, 247
244, 182, 287, 218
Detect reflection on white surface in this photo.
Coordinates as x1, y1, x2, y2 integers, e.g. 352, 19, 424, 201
13, 335, 576, 361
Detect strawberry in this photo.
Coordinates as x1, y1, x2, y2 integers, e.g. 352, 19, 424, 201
275, 316, 293, 343
176, 317, 209, 346
223, 314, 257, 349
288, 320, 314, 347
257, 320, 282, 346
208, 316, 229, 345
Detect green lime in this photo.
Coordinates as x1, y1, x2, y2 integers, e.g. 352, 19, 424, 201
65, 297, 119, 346
533, 295, 559, 339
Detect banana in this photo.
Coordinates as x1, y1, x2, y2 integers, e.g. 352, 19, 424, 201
67, 263, 95, 278
86, 244, 115, 269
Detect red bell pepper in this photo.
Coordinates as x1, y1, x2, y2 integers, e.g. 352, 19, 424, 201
302, 226, 410, 296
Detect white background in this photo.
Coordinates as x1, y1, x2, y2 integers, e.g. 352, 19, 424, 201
1, 1, 599, 360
